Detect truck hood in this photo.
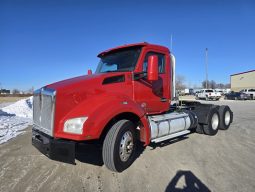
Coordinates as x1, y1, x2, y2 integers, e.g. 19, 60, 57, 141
45, 72, 130, 120
46, 72, 126, 93
47, 73, 103, 91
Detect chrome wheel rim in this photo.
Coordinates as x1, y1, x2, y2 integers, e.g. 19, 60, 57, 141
211, 113, 219, 130
119, 131, 134, 162
225, 111, 231, 126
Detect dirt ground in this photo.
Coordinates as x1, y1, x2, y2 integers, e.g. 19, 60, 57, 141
0, 100, 255, 192
0, 96, 27, 104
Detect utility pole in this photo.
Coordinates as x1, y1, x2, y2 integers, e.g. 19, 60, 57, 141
205, 48, 208, 89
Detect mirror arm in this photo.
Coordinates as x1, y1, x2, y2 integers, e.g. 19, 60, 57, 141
133, 72, 147, 80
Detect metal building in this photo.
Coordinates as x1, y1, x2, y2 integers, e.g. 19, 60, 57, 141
0, 89, 11, 94
231, 70, 255, 91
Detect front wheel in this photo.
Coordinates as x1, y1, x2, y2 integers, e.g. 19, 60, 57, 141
103, 120, 137, 172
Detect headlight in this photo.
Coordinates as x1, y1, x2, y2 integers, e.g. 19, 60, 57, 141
64, 117, 88, 134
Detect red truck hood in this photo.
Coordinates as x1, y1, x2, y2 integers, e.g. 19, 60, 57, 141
46, 72, 128, 102
46, 73, 106, 106
46, 73, 106, 90
46, 72, 127, 91
45, 72, 130, 123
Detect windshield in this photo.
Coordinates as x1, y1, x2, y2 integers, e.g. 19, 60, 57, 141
205, 90, 213, 93
96, 47, 141, 73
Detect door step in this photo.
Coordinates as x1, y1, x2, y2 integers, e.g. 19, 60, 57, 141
151, 130, 191, 143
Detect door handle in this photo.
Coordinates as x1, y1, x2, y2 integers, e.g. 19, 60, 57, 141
160, 98, 167, 102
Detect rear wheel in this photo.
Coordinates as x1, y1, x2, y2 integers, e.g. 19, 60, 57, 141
219, 105, 233, 130
103, 120, 137, 172
203, 108, 220, 136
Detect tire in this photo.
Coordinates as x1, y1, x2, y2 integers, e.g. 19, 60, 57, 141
203, 107, 220, 136
218, 105, 233, 130
103, 120, 137, 172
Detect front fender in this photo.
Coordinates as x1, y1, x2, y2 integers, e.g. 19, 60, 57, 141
84, 98, 146, 139
55, 94, 150, 142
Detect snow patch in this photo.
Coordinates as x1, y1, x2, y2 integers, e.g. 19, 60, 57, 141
0, 102, 14, 109
1, 97, 33, 118
0, 97, 33, 144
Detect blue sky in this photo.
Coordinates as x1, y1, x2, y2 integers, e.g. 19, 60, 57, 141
0, 0, 254, 90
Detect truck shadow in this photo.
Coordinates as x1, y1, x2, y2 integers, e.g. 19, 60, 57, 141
75, 142, 145, 167
165, 170, 211, 192
75, 136, 190, 167
75, 143, 104, 166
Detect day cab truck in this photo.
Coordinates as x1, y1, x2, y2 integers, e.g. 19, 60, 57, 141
32, 43, 233, 172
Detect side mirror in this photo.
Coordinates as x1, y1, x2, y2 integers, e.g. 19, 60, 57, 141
88, 69, 92, 75
147, 55, 158, 81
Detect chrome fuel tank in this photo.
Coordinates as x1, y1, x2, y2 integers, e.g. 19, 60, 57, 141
148, 111, 197, 141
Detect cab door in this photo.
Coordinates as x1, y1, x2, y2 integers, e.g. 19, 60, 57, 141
133, 50, 170, 114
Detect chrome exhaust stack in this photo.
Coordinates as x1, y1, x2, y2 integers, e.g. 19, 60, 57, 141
170, 53, 176, 99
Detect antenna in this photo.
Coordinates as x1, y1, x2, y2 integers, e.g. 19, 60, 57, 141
205, 48, 208, 89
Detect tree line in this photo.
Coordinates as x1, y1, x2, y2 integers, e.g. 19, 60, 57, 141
176, 75, 230, 90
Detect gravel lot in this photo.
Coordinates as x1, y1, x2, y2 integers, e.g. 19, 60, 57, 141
0, 100, 255, 192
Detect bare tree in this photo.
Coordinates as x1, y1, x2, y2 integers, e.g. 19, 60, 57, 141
216, 83, 225, 89
202, 80, 210, 88
12, 89, 20, 94
27, 87, 34, 94
224, 83, 231, 88
210, 80, 217, 89
202, 80, 230, 89
176, 75, 186, 90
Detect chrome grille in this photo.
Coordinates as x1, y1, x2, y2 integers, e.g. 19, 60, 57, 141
33, 88, 56, 136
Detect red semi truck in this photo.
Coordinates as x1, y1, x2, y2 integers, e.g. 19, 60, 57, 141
32, 43, 233, 172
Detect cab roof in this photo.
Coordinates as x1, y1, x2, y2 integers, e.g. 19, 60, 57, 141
97, 42, 170, 57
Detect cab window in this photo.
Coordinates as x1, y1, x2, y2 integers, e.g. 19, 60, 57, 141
143, 52, 165, 73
